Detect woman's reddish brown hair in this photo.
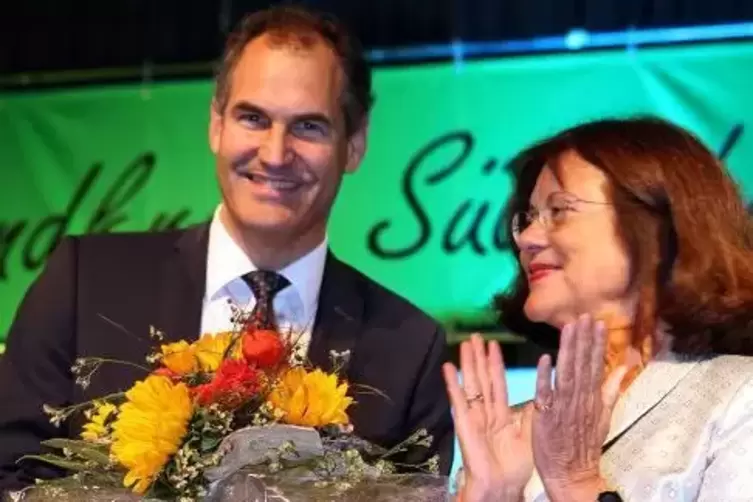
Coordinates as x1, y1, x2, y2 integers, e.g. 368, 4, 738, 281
496, 116, 753, 356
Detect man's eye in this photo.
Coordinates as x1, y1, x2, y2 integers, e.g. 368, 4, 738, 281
293, 121, 327, 138
239, 113, 266, 126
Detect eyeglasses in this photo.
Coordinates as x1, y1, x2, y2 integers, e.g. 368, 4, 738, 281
511, 191, 612, 241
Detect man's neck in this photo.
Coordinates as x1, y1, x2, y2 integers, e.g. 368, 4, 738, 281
218, 208, 326, 271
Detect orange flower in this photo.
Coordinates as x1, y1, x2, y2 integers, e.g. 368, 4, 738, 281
159, 341, 198, 376
241, 329, 286, 369
193, 359, 262, 410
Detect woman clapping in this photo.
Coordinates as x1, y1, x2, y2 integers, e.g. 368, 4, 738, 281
446, 117, 753, 501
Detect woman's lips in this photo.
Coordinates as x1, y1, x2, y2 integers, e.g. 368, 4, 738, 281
528, 264, 559, 283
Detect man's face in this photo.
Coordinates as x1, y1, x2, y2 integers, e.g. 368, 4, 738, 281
210, 33, 366, 242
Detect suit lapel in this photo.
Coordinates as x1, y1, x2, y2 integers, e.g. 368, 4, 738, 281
306, 252, 363, 376
603, 353, 700, 447
154, 222, 209, 344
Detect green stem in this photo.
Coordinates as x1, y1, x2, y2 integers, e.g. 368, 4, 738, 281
86, 357, 151, 373
221, 331, 244, 361
379, 431, 427, 459
55, 392, 127, 416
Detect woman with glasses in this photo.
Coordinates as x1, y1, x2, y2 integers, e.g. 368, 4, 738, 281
445, 116, 753, 501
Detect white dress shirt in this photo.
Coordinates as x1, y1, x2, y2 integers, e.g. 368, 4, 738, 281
199, 206, 328, 360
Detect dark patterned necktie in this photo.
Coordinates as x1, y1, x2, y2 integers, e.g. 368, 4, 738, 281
242, 270, 291, 330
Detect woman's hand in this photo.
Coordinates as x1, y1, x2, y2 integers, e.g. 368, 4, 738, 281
531, 315, 629, 501
443, 335, 533, 502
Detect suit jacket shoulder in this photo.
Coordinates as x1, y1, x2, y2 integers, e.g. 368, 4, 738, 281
688, 352, 753, 398
334, 256, 443, 331
72, 223, 205, 265
600, 353, 753, 501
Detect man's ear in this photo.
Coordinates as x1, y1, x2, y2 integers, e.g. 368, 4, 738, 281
209, 99, 223, 155
344, 119, 369, 174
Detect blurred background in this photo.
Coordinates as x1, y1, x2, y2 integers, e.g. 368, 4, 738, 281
2, 0, 753, 370
4, 0, 753, 82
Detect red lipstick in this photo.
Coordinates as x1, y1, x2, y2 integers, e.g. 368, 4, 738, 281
528, 263, 558, 282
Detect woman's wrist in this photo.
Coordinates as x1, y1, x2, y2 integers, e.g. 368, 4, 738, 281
500, 485, 525, 502
456, 482, 525, 502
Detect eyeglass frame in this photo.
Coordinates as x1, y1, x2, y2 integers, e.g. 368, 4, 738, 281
511, 191, 614, 241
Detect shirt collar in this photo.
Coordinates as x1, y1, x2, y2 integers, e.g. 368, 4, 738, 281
204, 205, 328, 322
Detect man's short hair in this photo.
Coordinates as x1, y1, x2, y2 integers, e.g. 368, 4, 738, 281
214, 5, 374, 137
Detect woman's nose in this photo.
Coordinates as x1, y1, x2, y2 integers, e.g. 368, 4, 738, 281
514, 217, 548, 253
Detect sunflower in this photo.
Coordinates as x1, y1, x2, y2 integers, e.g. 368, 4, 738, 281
110, 375, 193, 494
80, 401, 117, 442
267, 367, 353, 427
194, 331, 242, 372
159, 340, 198, 376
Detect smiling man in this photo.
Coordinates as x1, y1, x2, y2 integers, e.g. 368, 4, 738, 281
0, 5, 454, 493
210, 21, 361, 273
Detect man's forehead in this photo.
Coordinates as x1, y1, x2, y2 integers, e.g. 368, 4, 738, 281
224, 34, 345, 123
241, 32, 338, 68
232, 35, 343, 90
262, 29, 324, 51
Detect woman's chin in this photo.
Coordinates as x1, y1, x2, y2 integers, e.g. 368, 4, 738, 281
523, 300, 552, 324
523, 299, 572, 328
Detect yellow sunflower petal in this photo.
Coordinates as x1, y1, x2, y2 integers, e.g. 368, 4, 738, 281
160, 341, 198, 375
266, 368, 353, 428
110, 375, 193, 494
80, 401, 118, 441
194, 332, 242, 371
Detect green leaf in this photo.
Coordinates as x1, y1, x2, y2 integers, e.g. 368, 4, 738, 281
77, 470, 124, 486
42, 438, 95, 450
200, 435, 221, 453
17, 454, 90, 472
41, 438, 112, 466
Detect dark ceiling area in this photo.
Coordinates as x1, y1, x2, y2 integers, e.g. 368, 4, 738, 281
2, 0, 753, 89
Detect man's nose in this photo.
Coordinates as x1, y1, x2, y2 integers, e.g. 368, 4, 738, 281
259, 124, 292, 167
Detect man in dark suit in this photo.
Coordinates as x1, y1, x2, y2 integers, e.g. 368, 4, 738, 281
0, 5, 454, 493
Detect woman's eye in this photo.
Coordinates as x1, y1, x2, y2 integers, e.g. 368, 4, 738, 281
550, 205, 572, 221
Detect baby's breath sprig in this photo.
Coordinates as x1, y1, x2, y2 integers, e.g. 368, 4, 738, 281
42, 392, 124, 428
250, 401, 286, 426
378, 428, 433, 459
386, 454, 441, 475
154, 405, 232, 500
71, 357, 150, 390
149, 325, 166, 341
328, 349, 352, 375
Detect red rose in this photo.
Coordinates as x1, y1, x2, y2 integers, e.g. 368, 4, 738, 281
193, 359, 262, 410
241, 329, 286, 369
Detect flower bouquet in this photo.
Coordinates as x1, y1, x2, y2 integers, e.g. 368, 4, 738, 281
11, 307, 446, 501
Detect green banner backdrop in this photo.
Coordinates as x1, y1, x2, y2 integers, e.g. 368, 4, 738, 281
2, 41, 753, 342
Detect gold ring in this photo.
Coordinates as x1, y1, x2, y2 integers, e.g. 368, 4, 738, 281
534, 398, 552, 413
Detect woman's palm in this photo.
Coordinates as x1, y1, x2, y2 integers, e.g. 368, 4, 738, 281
444, 337, 534, 502
459, 402, 533, 497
